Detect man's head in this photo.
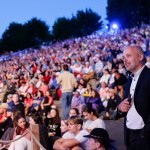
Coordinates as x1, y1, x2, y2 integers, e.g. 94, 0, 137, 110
123, 46, 146, 73
84, 128, 112, 150
12, 94, 19, 104
68, 116, 83, 134
62, 64, 69, 71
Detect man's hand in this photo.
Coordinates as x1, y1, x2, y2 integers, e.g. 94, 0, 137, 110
118, 99, 131, 112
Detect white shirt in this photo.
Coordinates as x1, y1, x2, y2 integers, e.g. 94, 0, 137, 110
75, 130, 89, 150
126, 66, 145, 129
62, 131, 75, 139
83, 118, 106, 130
100, 74, 110, 84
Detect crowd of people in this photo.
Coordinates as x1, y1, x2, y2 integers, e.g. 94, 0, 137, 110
0, 25, 150, 149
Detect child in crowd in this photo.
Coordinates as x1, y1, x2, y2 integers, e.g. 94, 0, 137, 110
60, 119, 74, 139
53, 116, 89, 150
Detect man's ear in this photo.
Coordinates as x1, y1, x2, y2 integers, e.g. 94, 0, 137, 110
96, 141, 101, 148
139, 53, 144, 61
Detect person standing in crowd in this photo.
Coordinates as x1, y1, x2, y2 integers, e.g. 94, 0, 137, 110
118, 46, 150, 149
57, 64, 77, 119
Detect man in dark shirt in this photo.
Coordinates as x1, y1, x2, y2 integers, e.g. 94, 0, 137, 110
11, 94, 25, 117
114, 70, 127, 99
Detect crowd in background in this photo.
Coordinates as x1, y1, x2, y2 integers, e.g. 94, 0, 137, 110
0, 25, 150, 149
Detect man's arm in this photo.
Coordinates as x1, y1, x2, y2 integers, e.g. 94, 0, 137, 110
117, 99, 130, 118
61, 138, 80, 149
53, 138, 80, 150
57, 75, 62, 85
53, 138, 66, 150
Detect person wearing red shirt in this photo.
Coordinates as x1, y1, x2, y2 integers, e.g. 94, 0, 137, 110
43, 70, 51, 84
24, 93, 33, 115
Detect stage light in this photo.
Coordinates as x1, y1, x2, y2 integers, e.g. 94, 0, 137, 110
112, 23, 118, 29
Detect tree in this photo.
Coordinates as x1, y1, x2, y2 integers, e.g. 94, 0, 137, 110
107, 0, 150, 29
24, 18, 51, 47
0, 22, 26, 52
52, 17, 73, 40
0, 18, 51, 52
52, 9, 103, 40
74, 9, 103, 36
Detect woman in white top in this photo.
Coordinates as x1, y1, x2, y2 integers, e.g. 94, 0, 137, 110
82, 106, 105, 133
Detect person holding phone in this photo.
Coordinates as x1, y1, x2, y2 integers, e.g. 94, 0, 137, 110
118, 46, 150, 150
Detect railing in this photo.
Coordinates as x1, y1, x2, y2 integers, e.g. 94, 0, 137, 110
0, 129, 46, 150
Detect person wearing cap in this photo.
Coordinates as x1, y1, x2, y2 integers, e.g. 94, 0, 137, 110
84, 128, 116, 150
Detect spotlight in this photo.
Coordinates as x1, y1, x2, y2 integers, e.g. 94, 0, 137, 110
112, 24, 118, 29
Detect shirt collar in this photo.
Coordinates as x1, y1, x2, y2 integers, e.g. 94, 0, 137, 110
133, 65, 145, 78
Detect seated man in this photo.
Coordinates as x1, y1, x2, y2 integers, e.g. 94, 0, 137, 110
84, 128, 116, 150
53, 116, 89, 150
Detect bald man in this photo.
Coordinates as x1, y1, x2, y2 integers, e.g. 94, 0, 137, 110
118, 46, 150, 149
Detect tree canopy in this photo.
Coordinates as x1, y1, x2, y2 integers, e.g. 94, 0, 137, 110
0, 18, 51, 52
52, 9, 103, 40
0, 9, 103, 52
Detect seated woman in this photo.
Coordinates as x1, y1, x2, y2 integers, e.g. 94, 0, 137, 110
98, 82, 109, 108
85, 90, 104, 113
1, 112, 31, 150
41, 91, 55, 116
32, 91, 45, 112
24, 93, 33, 115
69, 108, 80, 118
71, 91, 85, 115
82, 84, 92, 99
44, 108, 61, 149
82, 106, 105, 133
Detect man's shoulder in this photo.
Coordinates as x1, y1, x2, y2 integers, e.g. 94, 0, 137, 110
142, 66, 150, 77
